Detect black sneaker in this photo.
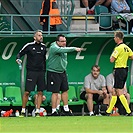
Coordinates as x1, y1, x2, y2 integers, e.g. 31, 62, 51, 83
51, 111, 59, 116
105, 112, 111, 116
19, 111, 26, 117
125, 112, 133, 116
56, 107, 61, 116
61, 109, 74, 116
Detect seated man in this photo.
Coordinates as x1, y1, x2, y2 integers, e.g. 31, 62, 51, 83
80, 65, 109, 116
81, 0, 111, 14
111, 0, 133, 33
29, 90, 61, 114
106, 69, 130, 105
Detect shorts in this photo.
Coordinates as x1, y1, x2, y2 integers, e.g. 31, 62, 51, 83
25, 70, 46, 92
80, 91, 103, 104
47, 71, 69, 93
114, 68, 128, 89
42, 90, 52, 106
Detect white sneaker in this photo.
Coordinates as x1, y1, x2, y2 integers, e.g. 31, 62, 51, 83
89, 112, 94, 116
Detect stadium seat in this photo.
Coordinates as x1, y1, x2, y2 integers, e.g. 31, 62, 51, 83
94, 5, 112, 30
67, 86, 85, 115
0, 86, 10, 106
5, 86, 22, 106
128, 85, 133, 110
129, 85, 133, 103
76, 86, 83, 100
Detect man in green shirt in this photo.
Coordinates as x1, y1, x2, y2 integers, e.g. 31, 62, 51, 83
47, 34, 82, 116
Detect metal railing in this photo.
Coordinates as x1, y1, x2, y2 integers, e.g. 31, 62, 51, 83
0, 14, 130, 35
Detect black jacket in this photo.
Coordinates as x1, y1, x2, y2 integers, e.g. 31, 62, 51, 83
16, 41, 46, 71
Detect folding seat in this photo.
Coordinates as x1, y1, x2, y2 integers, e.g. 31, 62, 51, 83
0, 86, 10, 106
60, 86, 85, 115
129, 85, 133, 109
95, 5, 112, 30
5, 86, 22, 106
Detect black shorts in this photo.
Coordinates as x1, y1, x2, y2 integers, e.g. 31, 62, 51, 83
25, 70, 46, 92
47, 71, 69, 93
80, 91, 103, 104
114, 68, 128, 89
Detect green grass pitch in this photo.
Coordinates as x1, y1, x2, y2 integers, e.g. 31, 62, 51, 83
0, 116, 133, 133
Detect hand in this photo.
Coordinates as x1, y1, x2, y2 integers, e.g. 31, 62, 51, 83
98, 90, 103, 95
16, 59, 22, 64
40, 22, 44, 25
75, 48, 83, 52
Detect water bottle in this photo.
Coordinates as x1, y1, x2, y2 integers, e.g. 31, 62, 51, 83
19, 64, 22, 70
3, 109, 13, 117
17, 59, 22, 70
15, 110, 20, 117
43, 109, 47, 116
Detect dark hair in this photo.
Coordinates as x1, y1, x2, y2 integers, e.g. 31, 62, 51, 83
56, 34, 65, 41
91, 65, 100, 71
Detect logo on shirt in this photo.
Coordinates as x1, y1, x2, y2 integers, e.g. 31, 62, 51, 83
41, 47, 43, 50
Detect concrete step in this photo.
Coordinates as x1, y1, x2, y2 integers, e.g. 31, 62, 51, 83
70, 23, 99, 31
73, 8, 86, 15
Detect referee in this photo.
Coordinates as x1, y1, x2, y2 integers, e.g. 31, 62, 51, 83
16, 30, 46, 117
106, 30, 133, 115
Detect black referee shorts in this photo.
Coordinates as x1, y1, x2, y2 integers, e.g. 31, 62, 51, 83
47, 71, 69, 93
25, 70, 46, 92
114, 68, 128, 89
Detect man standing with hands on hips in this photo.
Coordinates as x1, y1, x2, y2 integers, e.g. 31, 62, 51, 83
47, 34, 82, 116
106, 30, 133, 116
16, 30, 46, 117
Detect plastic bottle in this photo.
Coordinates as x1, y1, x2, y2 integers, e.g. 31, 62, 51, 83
113, 107, 116, 114
1, 110, 6, 117
19, 64, 22, 70
3, 109, 13, 117
18, 59, 22, 70
15, 110, 20, 117
116, 108, 118, 113
43, 109, 47, 116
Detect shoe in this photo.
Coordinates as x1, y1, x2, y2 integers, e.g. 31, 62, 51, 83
105, 112, 111, 116
19, 111, 25, 117
89, 112, 94, 116
61, 109, 74, 116
51, 111, 59, 116
56, 108, 61, 116
87, 10, 94, 15
125, 112, 133, 116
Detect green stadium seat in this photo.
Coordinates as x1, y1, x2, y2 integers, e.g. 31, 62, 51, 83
128, 85, 133, 110
95, 5, 112, 30
77, 86, 96, 103
0, 86, 10, 106
61, 86, 85, 115
129, 85, 133, 103
5, 86, 22, 106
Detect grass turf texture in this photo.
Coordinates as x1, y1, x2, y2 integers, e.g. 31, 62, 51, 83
0, 116, 133, 133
